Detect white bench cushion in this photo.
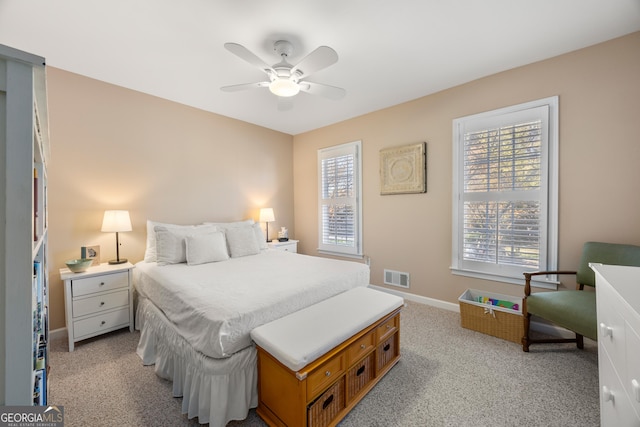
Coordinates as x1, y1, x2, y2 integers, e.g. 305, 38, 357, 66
250, 286, 404, 372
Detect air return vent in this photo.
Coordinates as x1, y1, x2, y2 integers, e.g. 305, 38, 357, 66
384, 269, 410, 288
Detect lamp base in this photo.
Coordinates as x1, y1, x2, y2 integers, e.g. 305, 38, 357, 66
108, 258, 128, 265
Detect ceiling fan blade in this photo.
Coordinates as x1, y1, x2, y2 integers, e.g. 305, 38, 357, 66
277, 97, 294, 111
224, 43, 275, 74
290, 46, 338, 78
220, 82, 270, 92
299, 81, 346, 100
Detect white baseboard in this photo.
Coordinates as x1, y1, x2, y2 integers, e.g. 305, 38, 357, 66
367, 284, 575, 339
50, 327, 67, 341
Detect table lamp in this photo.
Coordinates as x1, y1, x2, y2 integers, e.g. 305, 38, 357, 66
101, 210, 132, 264
259, 208, 275, 242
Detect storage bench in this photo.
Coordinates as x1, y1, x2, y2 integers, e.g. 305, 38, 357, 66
250, 286, 404, 427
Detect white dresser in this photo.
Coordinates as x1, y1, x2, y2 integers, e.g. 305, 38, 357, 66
61, 262, 134, 351
591, 263, 640, 426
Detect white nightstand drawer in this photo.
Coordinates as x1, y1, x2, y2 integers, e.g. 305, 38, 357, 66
73, 307, 130, 339
72, 289, 130, 318
72, 271, 128, 297
268, 240, 298, 253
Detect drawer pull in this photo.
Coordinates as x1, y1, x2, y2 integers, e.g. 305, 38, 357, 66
325, 370, 331, 377
383, 343, 391, 352
360, 344, 366, 349
356, 365, 366, 376
100, 320, 106, 326
99, 282, 105, 287
599, 322, 613, 338
632, 379, 640, 403
100, 301, 105, 307
386, 325, 392, 329
322, 394, 334, 410
602, 386, 614, 403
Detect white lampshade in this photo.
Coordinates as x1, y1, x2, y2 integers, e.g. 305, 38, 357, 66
101, 210, 132, 232
259, 208, 275, 223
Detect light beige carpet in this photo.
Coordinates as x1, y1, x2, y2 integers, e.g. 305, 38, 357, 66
49, 300, 599, 426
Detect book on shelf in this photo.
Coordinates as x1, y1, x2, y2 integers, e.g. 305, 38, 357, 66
33, 167, 38, 241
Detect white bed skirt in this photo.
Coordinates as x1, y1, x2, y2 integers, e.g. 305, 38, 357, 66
136, 296, 258, 426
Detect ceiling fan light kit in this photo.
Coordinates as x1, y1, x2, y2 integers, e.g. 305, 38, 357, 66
269, 78, 300, 97
222, 39, 345, 103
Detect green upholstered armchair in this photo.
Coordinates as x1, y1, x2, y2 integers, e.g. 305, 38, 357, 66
522, 241, 640, 352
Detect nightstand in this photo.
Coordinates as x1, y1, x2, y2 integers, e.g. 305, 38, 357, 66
60, 262, 134, 351
268, 239, 299, 253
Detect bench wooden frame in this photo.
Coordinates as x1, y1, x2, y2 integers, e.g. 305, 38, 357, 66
255, 307, 402, 427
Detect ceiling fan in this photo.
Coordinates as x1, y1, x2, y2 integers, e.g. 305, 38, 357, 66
221, 40, 346, 105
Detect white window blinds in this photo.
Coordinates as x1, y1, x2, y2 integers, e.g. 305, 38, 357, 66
452, 97, 558, 285
318, 141, 362, 257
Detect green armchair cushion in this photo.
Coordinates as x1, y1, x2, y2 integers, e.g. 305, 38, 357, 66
576, 242, 640, 287
527, 290, 597, 340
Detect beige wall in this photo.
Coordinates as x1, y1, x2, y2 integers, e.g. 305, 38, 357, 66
46, 69, 294, 330
292, 32, 640, 304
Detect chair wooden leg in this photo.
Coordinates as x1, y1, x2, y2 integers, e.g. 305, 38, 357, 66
522, 313, 531, 352
576, 334, 584, 349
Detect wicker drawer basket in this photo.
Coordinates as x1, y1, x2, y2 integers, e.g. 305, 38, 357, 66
377, 333, 398, 372
346, 353, 374, 400
307, 379, 345, 427
458, 289, 523, 344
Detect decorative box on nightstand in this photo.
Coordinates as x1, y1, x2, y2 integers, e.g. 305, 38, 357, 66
60, 262, 134, 351
268, 239, 299, 253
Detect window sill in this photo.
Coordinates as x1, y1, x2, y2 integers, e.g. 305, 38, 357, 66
317, 250, 363, 260
450, 267, 558, 290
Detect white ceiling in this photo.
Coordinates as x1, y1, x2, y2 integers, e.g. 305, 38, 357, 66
1, 0, 639, 135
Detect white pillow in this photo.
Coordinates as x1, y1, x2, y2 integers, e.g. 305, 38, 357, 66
155, 225, 217, 266
226, 226, 260, 258
185, 231, 229, 265
253, 223, 269, 250
203, 219, 255, 230
144, 220, 198, 262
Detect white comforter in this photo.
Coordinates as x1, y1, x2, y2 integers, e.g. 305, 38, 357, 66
134, 250, 369, 358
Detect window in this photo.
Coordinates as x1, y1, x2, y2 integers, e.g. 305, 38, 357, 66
318, 140, 363, 258
451, 97, 558, 287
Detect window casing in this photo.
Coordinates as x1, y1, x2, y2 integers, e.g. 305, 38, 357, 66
451, 97, 558, 287
318, 141, 363, 258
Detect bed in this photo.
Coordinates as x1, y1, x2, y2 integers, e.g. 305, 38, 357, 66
133, 220, 370, 426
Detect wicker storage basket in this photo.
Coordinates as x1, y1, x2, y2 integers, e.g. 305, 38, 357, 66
346, 353, 374, 400
377, 334, 398, 372
307, 379, 345, 427
458, 289, 523, 344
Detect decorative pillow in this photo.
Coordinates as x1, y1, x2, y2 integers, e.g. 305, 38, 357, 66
253, 223, 269, 250
144, 220, 198, 262
185, 231, 229, 265
226, 226, 260, 258
155, 224, 217, 266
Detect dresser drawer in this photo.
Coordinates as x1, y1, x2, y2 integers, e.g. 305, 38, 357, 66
307, 354, 345, 400
72, 271, 129, 297
599, 348, 640, 426
598, 282, 627, 374
377, 314, 399, 343
625, 318, 640, 417
72, 289, 129, 318
346, 330, 374, 365
73, 307, 130, 339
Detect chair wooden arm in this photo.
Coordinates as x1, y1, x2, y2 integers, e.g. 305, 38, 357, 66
523, 270, 577, 296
